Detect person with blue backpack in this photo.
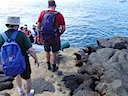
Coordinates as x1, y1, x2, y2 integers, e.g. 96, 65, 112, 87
0, 16, 40, 96
37, 0, 66, 72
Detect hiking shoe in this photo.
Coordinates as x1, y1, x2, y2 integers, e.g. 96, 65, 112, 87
47, 62, 51, 70
27, 89, 35, 96
52, 64, 58, 72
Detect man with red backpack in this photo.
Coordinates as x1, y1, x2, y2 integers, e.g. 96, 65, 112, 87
37, 0, 66, 72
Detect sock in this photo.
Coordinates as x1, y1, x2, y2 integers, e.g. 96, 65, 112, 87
27, 93, 31, 96
18, 87, 23, 93
18, 87, 25, 95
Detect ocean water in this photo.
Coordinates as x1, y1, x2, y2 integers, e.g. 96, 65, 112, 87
0, 0, 128, 48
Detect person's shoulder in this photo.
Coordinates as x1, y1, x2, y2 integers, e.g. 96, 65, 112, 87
56, 12, 64, 17
55, 11, 60, 14
54, 10, 62, 15
40, 10, 46, 14
18, 31, 27, 37
0, 33, 2, 39
18, 30, 25, 34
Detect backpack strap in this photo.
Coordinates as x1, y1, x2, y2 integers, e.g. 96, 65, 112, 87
53, 12, 59, 23
1, 32, 9, 42
54, 11, 59, 15
1, 30, 18, 41
11, 30, 18, 40
44, 10, 48, 13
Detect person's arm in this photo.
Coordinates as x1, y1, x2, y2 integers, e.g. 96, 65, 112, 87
28, 47, 39, 67
59, 25, 66, 34
37, 11, 45, 38
58, 13, 66, 35
37, 22, 42, 32
37, 22, 42, 42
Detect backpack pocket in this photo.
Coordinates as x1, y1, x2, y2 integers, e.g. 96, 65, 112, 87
2, 59, 26, 76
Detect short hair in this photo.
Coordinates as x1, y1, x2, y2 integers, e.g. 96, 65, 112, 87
48, 0, 56, 6
20, 26, 23, 30
6, 24, 19, 28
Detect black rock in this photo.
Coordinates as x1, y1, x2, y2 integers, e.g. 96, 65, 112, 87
0, 81, 13, 91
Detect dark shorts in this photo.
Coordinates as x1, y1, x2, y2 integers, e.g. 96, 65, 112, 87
20, 58, 31, 80
44, 39, 61, 52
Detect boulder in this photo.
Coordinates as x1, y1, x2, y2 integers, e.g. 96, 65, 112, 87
0, 81, 13, 91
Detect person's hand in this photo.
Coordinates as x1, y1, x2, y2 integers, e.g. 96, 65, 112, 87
34, 60, 40, 67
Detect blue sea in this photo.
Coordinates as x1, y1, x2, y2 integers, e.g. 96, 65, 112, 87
0, 0, 128, 48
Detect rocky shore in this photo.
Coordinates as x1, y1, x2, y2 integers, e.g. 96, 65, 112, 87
1, 36, 128, 96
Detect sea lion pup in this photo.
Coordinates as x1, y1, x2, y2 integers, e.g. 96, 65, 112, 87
74, 53, 83, 67
83, 46, 97, 55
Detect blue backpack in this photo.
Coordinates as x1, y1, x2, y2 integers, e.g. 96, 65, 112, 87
0, 31, 26, 76
41, 11, 59, 41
